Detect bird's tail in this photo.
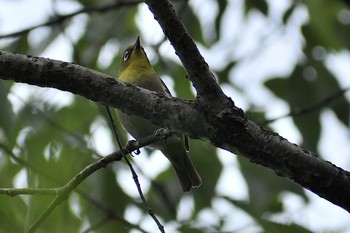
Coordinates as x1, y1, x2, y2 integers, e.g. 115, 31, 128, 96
163, 148, 202, 192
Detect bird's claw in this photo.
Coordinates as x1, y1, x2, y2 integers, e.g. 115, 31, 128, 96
126, 139, 140, 156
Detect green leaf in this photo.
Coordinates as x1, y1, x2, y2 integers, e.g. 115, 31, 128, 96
237, 156, 307, 217
74, 7, 138, 68
215, 0, 228, 41
54, 96, 99, 135
0, 80, 16, 145
245, 0, 268, 15
260, 220, 313, 233
168, 62, 195, 100
216, 61, 237, 84
177, 2, 205, 45
0, 196, 27, 233
282, 4, 296, 24
4, 33, 30, 54
303, 0, 349, 50
265, 72, 320, 152
264, 58, 349, 152
192, 141, 221, 212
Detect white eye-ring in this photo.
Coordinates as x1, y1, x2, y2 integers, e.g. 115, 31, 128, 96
123, 51, 130, 61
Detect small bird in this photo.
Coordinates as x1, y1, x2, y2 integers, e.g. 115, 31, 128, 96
116, 37, 201, 192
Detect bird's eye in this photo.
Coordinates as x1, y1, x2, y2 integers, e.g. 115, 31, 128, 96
123, 51, 130, 61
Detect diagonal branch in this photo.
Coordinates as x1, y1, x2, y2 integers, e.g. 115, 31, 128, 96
144, 0, 226, 103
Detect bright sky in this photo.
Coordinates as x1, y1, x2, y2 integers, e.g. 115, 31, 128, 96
1, 0, 350, 232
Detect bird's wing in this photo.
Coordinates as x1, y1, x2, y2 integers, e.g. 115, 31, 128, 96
184, 135, 190, 152
159, 77, 190, 151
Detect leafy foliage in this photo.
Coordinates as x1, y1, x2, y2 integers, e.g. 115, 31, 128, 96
0, 0, 349, 232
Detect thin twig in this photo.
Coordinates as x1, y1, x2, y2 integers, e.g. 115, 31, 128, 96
0, 0, 142, 39
261, 87, 350, 124
0, 132, 168, 232
104, 106, 166, 233
0, 188, 57, 196
24, 131, 168, 233
104, 106, 125, 154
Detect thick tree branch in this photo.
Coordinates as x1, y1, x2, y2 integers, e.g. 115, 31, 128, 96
1, 51, 350, 212
0, 51, 208, 139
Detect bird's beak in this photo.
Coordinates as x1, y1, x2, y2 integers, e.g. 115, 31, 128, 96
133, 36, 141, 51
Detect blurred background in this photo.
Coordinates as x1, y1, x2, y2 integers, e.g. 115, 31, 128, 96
0, 0, 350, 232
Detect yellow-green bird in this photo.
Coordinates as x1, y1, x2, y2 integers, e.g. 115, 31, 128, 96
116, 37, 201, 192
